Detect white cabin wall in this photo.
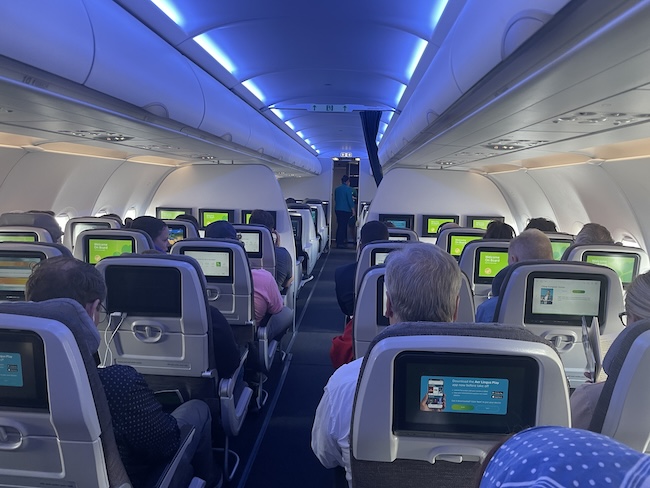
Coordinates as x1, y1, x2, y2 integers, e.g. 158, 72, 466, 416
279, 158, 333, 201
367, 168, 515, 239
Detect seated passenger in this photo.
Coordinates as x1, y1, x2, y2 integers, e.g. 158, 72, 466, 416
483, 221, 515, 240
175, 213, 200, 233
248, 209, 294, 291
477, 426, 650, 488
437, 221, 460, 233
475, 229, 553, 323
205, 221, 284, 324
312, 243, 461, 486
575, 222, 615, 245
25, 257, 220, 488
129, 216, 170, 252
570, 270, 650, 429
524, 217, 557, 232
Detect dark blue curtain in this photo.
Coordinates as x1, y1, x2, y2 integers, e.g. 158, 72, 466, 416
359, 111, 383, 186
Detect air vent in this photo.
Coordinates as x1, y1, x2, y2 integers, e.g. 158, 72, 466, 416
552, 111, 650, 126
59, 130, 133, 142
483, 139, 548, 151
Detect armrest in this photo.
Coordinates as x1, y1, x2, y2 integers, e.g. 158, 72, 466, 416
219, 349, 253, 437
219, 348, 248, 399
155, 424, 195, 488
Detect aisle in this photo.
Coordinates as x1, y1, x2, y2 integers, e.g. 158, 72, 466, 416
239, 247, 355, 487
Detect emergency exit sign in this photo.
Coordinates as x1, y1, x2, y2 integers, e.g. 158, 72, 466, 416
310, 104, 350, 112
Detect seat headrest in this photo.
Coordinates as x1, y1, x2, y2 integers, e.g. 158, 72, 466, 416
0, 212, 63, 241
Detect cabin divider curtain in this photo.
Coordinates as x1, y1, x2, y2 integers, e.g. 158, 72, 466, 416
359, 111, 383, 187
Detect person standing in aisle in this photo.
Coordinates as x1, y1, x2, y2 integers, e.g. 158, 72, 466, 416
334, 175, 355, 248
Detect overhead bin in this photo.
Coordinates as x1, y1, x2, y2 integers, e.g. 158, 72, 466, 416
379, 0, 569, 164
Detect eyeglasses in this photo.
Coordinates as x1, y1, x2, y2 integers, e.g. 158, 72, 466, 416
619, 311, 628, 326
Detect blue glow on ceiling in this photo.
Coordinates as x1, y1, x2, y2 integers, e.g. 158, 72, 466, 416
305, 139, 311, 145
394, 84, 407, 106
194, 34, 236, 74
432, 0, 450, 30
285, 120, 295, 131
151, 0, 184, 26
242, 80, 266, 103
405, 38, 429, 80
271, 108, 285, 120
296, 131, 305, 139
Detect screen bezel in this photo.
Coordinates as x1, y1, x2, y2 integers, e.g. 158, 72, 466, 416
392, 352, 539, 437
378, 214, 415, 231
370, 248, 393, 266
524, 271, 608, 326
466, 216, 505, 230
0, 232, 38, 243
421, 215, 460, 237
84, 236, 135, 265
181, 247, 235, 284
238, 230, 263, 259
0, 251, 45, 300
0, 330, 48, 410
290, 215, 303, 243
375, 274, 390, 326
473, 247, 510, 285
71, 222, 112, 248
156, 207, 193, 220
582, 251, 640, 286
198, 208, 235, 229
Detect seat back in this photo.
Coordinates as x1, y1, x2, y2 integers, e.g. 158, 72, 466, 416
163, 220, 199, 247
63, 217, 122, 251
0, 299, 130, 488
495, 260, 625, 388
233, 224, 276, 276
171, 238, 255, 345
355, 241, 418, 296
73, 229, 154, 264
563, 243, 650, 288
387, 228, 419, 242
458, 240, 510, 307
589, 321, 650, 452
353, 267, 475, 359
545, 232, 574, 260
307, 203, 329, 252
350, 322, 569, 488
0, 242, 72, 301
0, 212, 62, 243
94, 253, 212, 377
289, 208, 319, 275
435, 228, 485, 260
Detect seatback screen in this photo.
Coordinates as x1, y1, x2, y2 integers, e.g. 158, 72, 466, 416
239, 231, 262, 258
449, 235, 482, 257
0, 253, 43, 300
156, 208, 193, 220
167, 225, 186, 245
550, 240, 572, 260
375, 274, 389, 326
0, 233, 37, 243
105, 266, 182, 317
388, 235, 409, 241
371, 250, 392, 266
199, 209, 234, 228
583, 252, 640, 286
291, 216, 302, 241
421, 215, 460, 237
474, 249, 509, 284
378, 214, 414, 231
0, 330, 48, 410
86, 238, 134, 264
182, 249, 233, 284
242, 210, 277, 229
310, 208, 318, 226
524, 272, 607, 326
393, 352, 538, 436
71, 222, 111, 247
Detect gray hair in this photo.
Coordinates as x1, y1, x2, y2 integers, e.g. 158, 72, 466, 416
625, 271, 650, 323
384, 243, 461, 322
509, 229, 553, 261
574, 223, 614, 246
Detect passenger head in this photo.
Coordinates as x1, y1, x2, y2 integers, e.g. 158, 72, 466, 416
524, 217, 557, 233
359, 221, 389, 250
129, 216, 169, 252
26, 256, 106, 323
249, 209, 275, 231
384, 243, 461, 323
508, 229, 553, 263
483, 221, 516, 240
341, 175, 349, 185
574, 223, 614, 246
205, 220, 238, 240
438, 222, 460, 233
174, 213, 199, 232
285, 198, 297, 205
624, 271, 650, 324
477, 426, 649, 488
102, 213, 124, 226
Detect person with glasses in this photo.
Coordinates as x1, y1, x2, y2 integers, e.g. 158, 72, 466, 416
570, 270, 650, 429
25, 256, 221, 488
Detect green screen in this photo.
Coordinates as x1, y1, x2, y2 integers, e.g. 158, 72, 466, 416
471, 219, 493, 230
0, 234, 37, 242
159, 210, 187, 220
245, 213, 252, 224
478, 251, 509, 278
585, 254, 637, 284
449, 235, 482, 256
88, 239, 134, 264
551, 241, 571, 260
202, 212, 230, 227
427, 218, 455, 234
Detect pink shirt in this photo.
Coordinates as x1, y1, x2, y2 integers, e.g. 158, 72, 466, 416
252, 268, 284, 322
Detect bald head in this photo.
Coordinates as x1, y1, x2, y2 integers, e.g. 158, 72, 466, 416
508, 229, 553, 263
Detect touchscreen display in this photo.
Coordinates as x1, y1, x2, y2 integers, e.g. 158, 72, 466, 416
0, 331, 48, 409
475, 250, 509, 284
183, 250, 231, 279
87, 238, 134, 264
551, 241, 572, 260
167, 226, 186, 245
0, 255, 42, 295
422, 216, 459, 237
584, 252, 639, 285
239, 231, 261, 255
449, 235, 482, 257
372, 251, 391, 266
0, 234, 37, 243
